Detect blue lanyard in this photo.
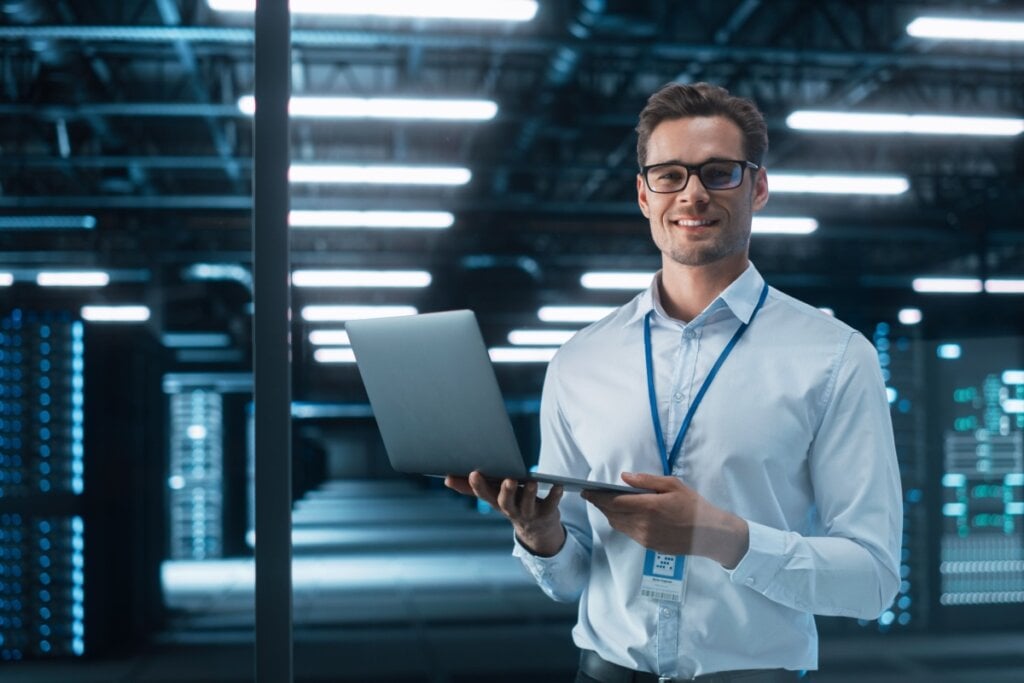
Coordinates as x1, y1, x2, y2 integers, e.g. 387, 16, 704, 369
644, 283, 769, 476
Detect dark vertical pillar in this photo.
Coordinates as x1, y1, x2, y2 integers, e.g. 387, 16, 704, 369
253, 0, 292, 681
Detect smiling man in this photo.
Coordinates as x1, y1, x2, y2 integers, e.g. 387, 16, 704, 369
447, 82, 902, 682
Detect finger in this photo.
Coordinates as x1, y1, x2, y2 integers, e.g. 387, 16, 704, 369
582, 490, 622, 508
620, 471, 682, 492
444, 475, 474, 496
538, 485, 564, 514
495, 478, 522, 517
467, 471, 502, 508
518, 480, 540, 518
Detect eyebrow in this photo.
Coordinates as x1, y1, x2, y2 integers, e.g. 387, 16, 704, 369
645, 157, 736, 167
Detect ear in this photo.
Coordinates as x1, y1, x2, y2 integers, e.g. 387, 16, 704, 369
637, 173, 650, 218
752, 167, 769, 212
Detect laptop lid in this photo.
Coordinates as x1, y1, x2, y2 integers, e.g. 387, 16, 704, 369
346, 309, 530, 481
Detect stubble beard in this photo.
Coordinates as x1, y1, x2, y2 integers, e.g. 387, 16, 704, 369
662, 227, 749, 268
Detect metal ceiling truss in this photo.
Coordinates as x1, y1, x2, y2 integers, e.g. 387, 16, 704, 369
0, 0, 1022, 393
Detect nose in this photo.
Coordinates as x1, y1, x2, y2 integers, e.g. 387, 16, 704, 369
676, 173, 710, 205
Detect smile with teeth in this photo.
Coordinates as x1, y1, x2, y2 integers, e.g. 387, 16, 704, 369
672, 218, 718, 228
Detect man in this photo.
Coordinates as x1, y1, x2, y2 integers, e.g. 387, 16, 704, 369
446, 82, 902, 682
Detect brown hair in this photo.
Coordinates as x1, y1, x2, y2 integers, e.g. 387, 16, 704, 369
635, 82, 768, 168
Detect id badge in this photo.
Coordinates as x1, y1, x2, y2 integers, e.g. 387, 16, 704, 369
640, 549, 685, 603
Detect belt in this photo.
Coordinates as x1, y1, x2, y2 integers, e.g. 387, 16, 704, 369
579, 650, 804, 683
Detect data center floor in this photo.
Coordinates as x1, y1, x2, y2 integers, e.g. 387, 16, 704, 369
4, 480, 1024, 682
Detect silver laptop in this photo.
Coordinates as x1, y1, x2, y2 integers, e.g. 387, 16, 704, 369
346, 309, 643, 493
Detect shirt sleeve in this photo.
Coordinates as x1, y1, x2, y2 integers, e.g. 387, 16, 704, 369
512, 351, 593, 603
726, 332, 903, 619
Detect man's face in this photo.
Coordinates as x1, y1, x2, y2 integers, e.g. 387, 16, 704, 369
637, 116, 768, 271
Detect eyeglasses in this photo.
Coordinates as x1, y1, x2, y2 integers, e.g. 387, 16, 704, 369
640, 159, 759, 193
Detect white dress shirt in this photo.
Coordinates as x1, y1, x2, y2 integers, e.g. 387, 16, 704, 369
513, 263, 903, 678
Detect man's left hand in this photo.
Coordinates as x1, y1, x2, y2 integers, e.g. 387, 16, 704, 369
582, 472, 750, 569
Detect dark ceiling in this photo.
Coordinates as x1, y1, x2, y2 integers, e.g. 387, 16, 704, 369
1, 0, 1022, 399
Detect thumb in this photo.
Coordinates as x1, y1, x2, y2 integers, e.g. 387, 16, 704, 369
620, 471, 680, 492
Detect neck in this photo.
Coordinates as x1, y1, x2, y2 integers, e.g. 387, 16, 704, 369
658, 257, 749, 323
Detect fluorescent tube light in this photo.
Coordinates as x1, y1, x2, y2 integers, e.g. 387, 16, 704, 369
489, 347, 558, 363
787, 111, 1024, 136
507, 329, 577, 346
912, 278, 983, 293
537, 306, 616, 323
751, 217, 818, 234
161, 332, 232, 348
80, 305, 150, 322
0, 215, 97, 230
238, 96, 498, 121
37, 271, 110, 287
300, 305, 417, 322
308, 330, 350, 346
984, 279, 1024, 294
291, 269, 432, 288
769, 174, 910, 195
1002, 371, 1024, 385
898, 308, 923, 325
289, 164, 471, 186
937, 343, 962, 360
580, 272, 655, 290
1002, 399, 1024, 414
313, 348, 358, 364
907, 17, 1024, 43
0, 273, 12, 286
289, 210, 454, 229
208, 0, 538, 21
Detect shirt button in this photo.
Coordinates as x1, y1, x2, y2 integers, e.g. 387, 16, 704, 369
745, 577, 755, 586
661, 607, 672, 616
672, 392, 683, 402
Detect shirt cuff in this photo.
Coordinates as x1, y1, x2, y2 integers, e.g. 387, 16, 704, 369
512, 526, 575, 577
725, 520, 788, 592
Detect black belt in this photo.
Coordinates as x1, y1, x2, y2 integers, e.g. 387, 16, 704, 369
579, 650, 805, 683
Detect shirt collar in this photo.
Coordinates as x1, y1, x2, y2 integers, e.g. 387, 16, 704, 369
624, 262, 766, 327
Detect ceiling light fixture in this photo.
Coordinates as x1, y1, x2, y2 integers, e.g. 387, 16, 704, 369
769, 174, 910, 195
238, 96, 498, 121
786, 111, 1024, 136
299, 305, 417, 322
911, 277, 983, 293
580, 272, 655, 290
37, 271, 110, 287
984, 279, 1024, 294
907, 17, 1024, 43
507, 329, 577, 346
751, 217, 819, 234
313, 348, 358, 364
308, 330, 351, 346
291, 270, 432, 288
289, 210, 454, 229
898, 308, 923, 325
489, 347, 558, 363
208, 0, 538, 22
0, 215, 97, 230
537, 306, 616, 323
0, 273, 12, 286
161, 332, 232, 348
289, 164, 471, 186
80, 305, 151, 322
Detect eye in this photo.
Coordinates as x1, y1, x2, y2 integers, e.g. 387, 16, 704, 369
702, 164, 734, 183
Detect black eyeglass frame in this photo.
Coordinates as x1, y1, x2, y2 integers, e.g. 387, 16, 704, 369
639, 158, 760, 193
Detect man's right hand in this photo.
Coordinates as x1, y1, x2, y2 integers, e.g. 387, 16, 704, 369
444, 471, 566, 557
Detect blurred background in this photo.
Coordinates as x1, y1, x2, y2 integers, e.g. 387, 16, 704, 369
0, 0, 1023, 681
